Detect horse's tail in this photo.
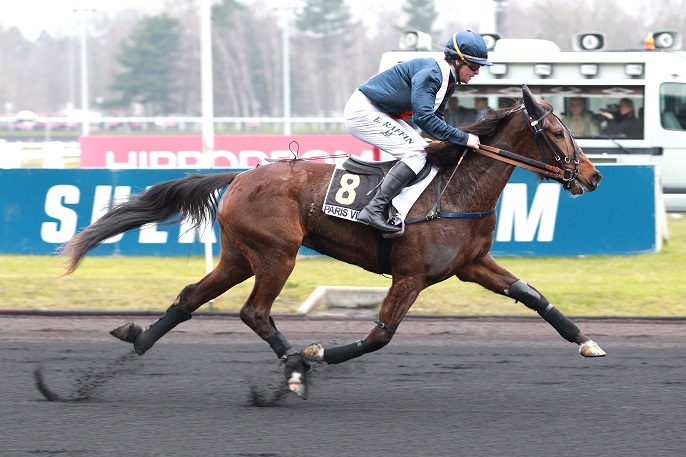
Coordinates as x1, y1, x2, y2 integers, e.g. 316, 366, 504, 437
60, 172, 241, 275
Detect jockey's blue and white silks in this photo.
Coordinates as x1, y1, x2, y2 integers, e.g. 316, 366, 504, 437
344, 57, 469, 174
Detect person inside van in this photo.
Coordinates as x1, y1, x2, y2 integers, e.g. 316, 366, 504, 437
561, 97, 599, 138
444, 97, 477, 127
343, 30, 492, 232
474, 97, 493, 120
601, 98, 642, 139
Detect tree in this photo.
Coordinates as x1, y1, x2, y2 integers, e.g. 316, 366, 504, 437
109, 14, 181, 115
401, 0, 438, 35
211, 0, 279, 116
294, 0, 354, 115
295, 0, 352, 42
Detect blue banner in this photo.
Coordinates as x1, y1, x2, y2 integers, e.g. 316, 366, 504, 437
0, 165, 658, 257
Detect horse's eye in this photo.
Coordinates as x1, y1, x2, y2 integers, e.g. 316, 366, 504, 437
553, 130, 564, 139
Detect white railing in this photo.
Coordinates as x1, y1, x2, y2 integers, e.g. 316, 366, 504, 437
0, 116, 348, 136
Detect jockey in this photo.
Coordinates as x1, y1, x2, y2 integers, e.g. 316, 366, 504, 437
345, 30, 493, 232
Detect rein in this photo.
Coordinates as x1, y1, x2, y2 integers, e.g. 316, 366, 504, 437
475, 144, 575, 181
407, 101, 581, 225
474, 103, 580, 185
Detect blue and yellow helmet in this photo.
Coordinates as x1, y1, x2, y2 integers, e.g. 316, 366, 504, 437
444, 31, 493, 67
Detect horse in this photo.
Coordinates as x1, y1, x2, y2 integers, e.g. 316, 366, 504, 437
60, 85, 605, 400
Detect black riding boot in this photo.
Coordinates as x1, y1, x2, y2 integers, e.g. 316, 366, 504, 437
357, 161, 416, 232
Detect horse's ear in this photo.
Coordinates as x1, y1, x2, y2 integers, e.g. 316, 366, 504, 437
522, 84, 544, 120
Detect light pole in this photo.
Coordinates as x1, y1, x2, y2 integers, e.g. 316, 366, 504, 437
282, 13, 292, 135
273, 1, 302, 135
493, 0, 507, 35
75, 7, 95, 136
200, 0, 215, 308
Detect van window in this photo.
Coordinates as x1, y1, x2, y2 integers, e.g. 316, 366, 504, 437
660, 83, 686, 131
446, 85, 645, 139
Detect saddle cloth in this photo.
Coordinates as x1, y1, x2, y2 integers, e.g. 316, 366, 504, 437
323, 159, 437, 224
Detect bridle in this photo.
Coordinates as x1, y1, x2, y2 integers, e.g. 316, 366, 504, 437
475, 102, 581, 189
406, 101, 584, 227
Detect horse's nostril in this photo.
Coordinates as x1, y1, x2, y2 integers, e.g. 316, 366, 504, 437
593, 172, 602, 186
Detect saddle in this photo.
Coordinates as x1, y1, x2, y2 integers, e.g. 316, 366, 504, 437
322, 156, 436, 230
341, 155, 433, 186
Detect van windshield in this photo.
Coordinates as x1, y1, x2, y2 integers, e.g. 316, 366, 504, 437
445, 85, 645, 140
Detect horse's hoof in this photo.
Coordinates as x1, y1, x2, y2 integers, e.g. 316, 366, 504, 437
287, 373, 308, 399
110, 322, 142, 344
579, 340, 606, 357
301, 343, 325, 363
282, 354, 311, 400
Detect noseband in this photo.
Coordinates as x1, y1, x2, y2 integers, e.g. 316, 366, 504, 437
523, 104, 581, 189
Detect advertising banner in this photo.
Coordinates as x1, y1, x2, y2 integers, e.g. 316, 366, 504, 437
0, 164, 659, 257
79, 135, 376, 168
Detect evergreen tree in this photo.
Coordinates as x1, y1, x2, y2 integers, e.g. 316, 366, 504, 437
109, 14, 181, 115
211, 0, 246, 28
294, 0, 352, 43
293, 0, 353, 115
402, 0, 438, 34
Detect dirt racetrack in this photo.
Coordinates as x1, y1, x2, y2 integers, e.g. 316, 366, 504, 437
1, 313, 685, 457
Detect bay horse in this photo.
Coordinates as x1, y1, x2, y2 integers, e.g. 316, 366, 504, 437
61, 85, 605, 399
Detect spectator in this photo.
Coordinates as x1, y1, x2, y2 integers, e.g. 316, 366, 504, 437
444, 97, 477, 127
562, 97, 599, 137
474, 97, 493, 120
601, 98, 642, 139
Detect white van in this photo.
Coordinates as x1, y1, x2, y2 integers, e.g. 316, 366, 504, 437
379, 31, 686, 212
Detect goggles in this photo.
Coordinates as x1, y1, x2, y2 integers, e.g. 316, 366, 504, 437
463, 60, 482, 72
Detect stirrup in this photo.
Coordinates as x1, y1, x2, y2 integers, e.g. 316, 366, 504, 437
382, 220, 404, 238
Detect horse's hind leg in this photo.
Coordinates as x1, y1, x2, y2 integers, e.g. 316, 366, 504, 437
457, 254, 605, 357
111, 244, 254, 355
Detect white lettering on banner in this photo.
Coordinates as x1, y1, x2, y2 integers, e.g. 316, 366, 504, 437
41, 185, 80, 243
104, 149, 375, 168
40, 184, 217, 246
139, 223, 168, 243
177, 150, 203, 167
92, 186, 132, 243
240, 150, 268, 165
205, 150, 237, 168
496, 183, 560, 242
105, 151, 136, 168
150, 151, 177, 168
179, 218, 217, 243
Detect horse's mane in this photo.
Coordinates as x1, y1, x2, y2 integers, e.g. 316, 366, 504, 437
425, 101, 522, 169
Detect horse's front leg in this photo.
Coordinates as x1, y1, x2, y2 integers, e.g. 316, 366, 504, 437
458, 254, 606, 357
302, 277, 423, 364
239, 260, 312, 399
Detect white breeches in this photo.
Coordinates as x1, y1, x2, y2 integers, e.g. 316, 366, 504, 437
344, 89, 428, 174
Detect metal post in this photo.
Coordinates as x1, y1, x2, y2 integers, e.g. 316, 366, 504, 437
281, 10, 292, 135
493, 0, 507, 35
200, 0, 215, 310
77, 8, 91, 136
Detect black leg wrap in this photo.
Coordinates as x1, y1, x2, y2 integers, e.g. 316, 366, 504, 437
537, 305, 580, 343
134, 305, 192, 355
267, 332, 297, 359
323, 340, 371, 365
508, 280, 579, 343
